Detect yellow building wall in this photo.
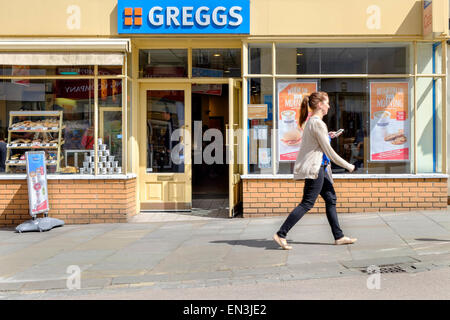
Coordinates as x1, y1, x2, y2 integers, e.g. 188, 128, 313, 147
250, 0, 448, 37
0, 0, 447, 38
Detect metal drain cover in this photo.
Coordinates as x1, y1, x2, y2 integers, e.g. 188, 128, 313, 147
359, 264, 407, 274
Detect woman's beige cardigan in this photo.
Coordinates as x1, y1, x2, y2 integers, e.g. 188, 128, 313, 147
293, 115, 354, 183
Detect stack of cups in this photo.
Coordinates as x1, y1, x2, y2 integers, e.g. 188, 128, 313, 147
79, 138, 122, 175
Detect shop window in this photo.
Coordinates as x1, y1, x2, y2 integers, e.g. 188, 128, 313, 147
276, 47, 320, 75
0, 63, 127, 176
139, 49, 188, 78
146, 90, 185, 173
98, 66, 123, 76
247, 78, 273, 174
127, 79, 132, 173
321, 48, 367, 74
416, 77, 442, 173
0, 79, 95, 174
417, 42, 443, 75
248, 44, 272, 75
98, 79, 123, 169
192, 49, 241, 77
274, 44, 410, 75
368, 47, 409, 74
0, 65, 93, 76
275, 78, 412, 175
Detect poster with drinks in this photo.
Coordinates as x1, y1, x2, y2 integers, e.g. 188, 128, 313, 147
25, 151, 49, 217
11, 65, 30, 86
369, 81, 409, 162
277, 81, 317, 161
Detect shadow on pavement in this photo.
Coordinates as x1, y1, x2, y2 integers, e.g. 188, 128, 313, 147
415, 238, 450, 242
210, 239, 334, 250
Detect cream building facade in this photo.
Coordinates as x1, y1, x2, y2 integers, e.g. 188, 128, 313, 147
0, 0, 448, 225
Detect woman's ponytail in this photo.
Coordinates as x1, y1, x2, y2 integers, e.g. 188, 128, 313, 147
299, 96, 309, 128
298, 91, 329, 128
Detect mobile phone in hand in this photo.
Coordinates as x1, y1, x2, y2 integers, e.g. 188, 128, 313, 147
335, 129, 344, 137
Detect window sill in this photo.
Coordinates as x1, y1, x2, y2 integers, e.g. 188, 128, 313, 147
241, 173, 448, 180
0, 173, 137, 180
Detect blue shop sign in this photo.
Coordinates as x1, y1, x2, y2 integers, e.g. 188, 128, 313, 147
117, 0, 250, 34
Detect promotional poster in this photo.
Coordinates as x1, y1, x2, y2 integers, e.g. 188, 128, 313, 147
25, 151, 50, 216
369, 81, 409, 162
277, 81, 317, 161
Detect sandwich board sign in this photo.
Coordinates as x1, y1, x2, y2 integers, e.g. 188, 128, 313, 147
15, 151, 64, 233
26, 151, 49, 216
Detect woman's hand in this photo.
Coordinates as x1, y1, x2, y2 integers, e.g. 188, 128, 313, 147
328, 131, 336, 139
348, 164, 356, 173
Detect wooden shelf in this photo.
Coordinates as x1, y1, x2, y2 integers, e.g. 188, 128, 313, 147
5, 111, 64, 173
8, 143, 59, 149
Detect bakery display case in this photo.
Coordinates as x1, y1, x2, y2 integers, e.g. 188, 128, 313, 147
5, 111, 64, 173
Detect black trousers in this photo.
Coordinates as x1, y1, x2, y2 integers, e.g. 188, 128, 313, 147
277, 166, 344, 240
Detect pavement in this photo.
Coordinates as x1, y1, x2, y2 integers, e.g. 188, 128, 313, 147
1, 206, 450, 298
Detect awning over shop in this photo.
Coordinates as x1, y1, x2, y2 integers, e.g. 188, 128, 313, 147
0, 38, 130, 65
0, 52, 125, 66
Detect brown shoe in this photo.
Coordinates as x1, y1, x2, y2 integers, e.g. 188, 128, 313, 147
335, 236, 357, 245
273, 233, 292, 250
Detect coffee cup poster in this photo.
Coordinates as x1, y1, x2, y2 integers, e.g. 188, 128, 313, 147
278, 81, 317, 161
369, 82, 409, 162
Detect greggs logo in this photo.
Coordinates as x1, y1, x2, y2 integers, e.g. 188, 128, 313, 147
124, 7, 142, 26
118, 0, 250, 34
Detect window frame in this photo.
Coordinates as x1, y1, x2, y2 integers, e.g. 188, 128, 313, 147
0, 56, 128, 176
242, 40, 448, 176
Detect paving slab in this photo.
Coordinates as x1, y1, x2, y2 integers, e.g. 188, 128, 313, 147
1, 209, 450, 293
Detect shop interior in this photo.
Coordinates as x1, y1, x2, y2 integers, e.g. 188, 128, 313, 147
191, 84, 229, 204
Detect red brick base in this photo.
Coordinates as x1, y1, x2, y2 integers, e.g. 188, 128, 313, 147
0, 178, 137, 227
243, 178, 448, 217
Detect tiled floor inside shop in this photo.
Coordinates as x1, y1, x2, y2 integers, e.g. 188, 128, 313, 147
130, 198, 230, 222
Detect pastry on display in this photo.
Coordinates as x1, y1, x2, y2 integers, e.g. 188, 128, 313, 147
6, 111, 64, 173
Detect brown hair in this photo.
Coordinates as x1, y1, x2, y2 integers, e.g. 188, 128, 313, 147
299, 91, 329, 128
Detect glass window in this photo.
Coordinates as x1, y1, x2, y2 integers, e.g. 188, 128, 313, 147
127, 79, 132, 173
98, 66, 122, 76
192, 49, 241, 77
416, 77, 442, 173
248, 78, 273, 174
274, 44, 410, 75
139, 49, 188, 78
248, 43, 272, 75
276, 46, 320, 75
321, 48, 367, 74
98, 80, 123, 171
0, 65, 93, 76
417, 42, 443, 75
368, 47, 409, 74
146, 90, 185, 173
0, 63, 126, 176
274, 78, 412, 175
0, 79, 95, 174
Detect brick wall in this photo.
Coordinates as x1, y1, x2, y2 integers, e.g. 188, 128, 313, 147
0, 178, 137, 227
243, 178, 448, 217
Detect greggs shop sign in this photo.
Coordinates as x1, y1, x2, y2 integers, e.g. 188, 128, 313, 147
117, 0, 250, 34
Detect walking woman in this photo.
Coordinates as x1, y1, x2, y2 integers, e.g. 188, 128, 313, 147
273, 92, 357, 250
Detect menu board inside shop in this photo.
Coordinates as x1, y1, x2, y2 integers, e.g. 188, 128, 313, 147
369, 81, 410, 162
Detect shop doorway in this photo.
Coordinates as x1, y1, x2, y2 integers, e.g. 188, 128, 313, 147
191, 84, 229, 208
139, 83, 192, 211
